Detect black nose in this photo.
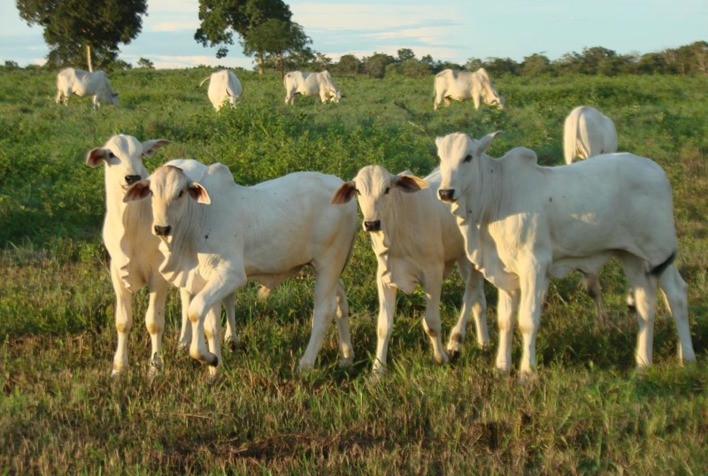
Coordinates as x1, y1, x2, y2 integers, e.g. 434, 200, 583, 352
125, 175, 141, 185
438, 189, 456, 202
364, 220, 381, 232
154, 225, 171, 236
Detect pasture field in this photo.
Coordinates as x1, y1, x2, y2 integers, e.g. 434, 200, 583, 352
0, 68, 706, 474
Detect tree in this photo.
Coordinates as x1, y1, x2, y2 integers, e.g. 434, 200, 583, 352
243, 18, 312, 77
521, 53, 551, 76
16, 0, 147, 71
136, 57, 154, 69
362, 52, 395, 78
195, 0, 312, 75
397, 48, 415, 62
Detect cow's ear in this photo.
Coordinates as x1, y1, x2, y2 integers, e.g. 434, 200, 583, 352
474, 131, 502, 157
393, 174, 429, 193
142, 139, 171, 158
123, 180, 151, 202
187, 182, 210, 204
435, 136, 446, 151
331, 181, 357, 204
86, 147, 109, 167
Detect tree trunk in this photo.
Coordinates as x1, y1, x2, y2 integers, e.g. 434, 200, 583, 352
279, 55, 284, 80
86, 44, 93, 72
257, 51, 264, 75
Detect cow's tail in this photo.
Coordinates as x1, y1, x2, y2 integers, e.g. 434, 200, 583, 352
198, 76, 211, 88
563, 110, 579, 164
649, 251, 676, 277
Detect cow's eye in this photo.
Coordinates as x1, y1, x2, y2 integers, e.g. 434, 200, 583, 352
463, 154, 473, 163
108, 152, 116, 159
178, 191, 184, 198
384, 186, 390, 194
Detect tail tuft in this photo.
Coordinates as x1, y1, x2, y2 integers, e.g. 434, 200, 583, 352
649, 251, 676, 276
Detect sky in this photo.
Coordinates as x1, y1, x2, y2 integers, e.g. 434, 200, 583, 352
0, 0, 705, 69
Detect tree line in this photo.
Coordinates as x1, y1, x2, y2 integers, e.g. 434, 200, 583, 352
10, 0, 706, 77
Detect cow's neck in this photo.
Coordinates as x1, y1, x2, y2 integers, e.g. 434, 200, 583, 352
158, 199, 202, 287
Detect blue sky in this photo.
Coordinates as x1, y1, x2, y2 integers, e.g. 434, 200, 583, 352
1, 0, 705, 69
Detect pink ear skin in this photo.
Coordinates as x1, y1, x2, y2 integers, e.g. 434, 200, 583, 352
188, 183, 211, 204
86, 148, 108, 168
330, 181, 356, 204
393, 175, 429, 193
123, 180, 152, 203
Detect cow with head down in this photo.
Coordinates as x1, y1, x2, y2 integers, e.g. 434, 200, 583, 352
199, 69, 243, 111
57, 68, 119, 107
331, 165, 489, 376
435, 131, 696, 379
563, 105, 618, 164
434, 68, 504, 111
284, 70, 341, 105
124, 163, 358, 375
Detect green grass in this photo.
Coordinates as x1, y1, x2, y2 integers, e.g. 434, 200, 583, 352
0, 68, 706, 474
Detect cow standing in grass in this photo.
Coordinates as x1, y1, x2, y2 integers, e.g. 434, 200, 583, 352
284, 71, 341, 104
332, 165, 489, 375
433, 68, 504, 111
57, 68, 118, 107
125, 163, 358, 375
199, 70, 243, 111
564, 106, 618, 164
435, 131, 695, 378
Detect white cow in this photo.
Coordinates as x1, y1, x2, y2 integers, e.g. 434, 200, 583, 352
433, 68, 504, 111
564, 106, 618, 164
435, 131, 696, 378
124, 164, 358, 374
57, 68, 118, 107
284, 70, 341, 105
331, 165, 489, 375
86, 136, 237, 377
199, 69, 243, 111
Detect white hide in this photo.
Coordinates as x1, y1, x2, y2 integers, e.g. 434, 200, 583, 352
433, 68, 504, 111
563, 106, 618, 164
199, 70, 243, 111
284, 70, 341, 105
435, 132, 696, 378
57, 68, 118, 107
124, 164, 358, 374
331, 165, 489, 375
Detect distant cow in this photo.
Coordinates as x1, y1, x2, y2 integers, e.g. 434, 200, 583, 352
436, 131, 696, 378
57, 68, 118, 107
284, 71, 341, 104
434, 68, 504, 111
199, 69, 243, 111
564, 106, 618, 164
331, 165, 489, 375
124, 164, 358, 375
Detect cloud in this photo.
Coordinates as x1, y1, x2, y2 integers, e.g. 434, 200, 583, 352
150, 21, 199, 32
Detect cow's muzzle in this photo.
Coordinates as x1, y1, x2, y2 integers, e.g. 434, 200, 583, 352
125, 175, 141, 185
154, 225, 171, 237
438, 189, 456, 202
364, 220, 381, 232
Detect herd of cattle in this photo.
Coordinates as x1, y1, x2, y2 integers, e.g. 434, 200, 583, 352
62, 65, 696, 381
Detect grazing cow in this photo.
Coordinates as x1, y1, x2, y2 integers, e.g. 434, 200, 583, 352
433, 68, 504, 111
57, 68, 118, 107
435, 131, 696, 378
564, 106, 618, 164
124, 164, 358, 375
87, 137, 237, 377
331, 165, 489, 375
284, 70, 341, 104
199, 69, 243, 111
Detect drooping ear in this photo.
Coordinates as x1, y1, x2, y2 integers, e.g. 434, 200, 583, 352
123, 180, 152, 202
393, 174, 429, 193
330, 181, 357, 204
141, 139, 171, 158
473, 131, 502, 157
187, 182, 211, 204
86, 147, 109, 167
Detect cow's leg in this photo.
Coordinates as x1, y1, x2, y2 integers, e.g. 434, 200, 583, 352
658, 264, 696, 364
422, 276, 448, 366
203, 304, 223, 378
222, 292, 237, 353
285, 88, 294, 105
319, 89, 328, 103
298, 268, 339, 372
582, 272, 606, 323
472, 94, 481, 110
109, 264, 133, 377
178, 288, 192, 351
495, 288, 519, 373
333, 280, 354, 367
447, 259, 488, 358
145, 279, 169, 377
92, 95, 100, 108
188, 270, 245, 369
55, 89, 64, 104
372, 278, 397, 376
433, 90, 444, 110
518, 264, 549, 379
620, 255, 658, 369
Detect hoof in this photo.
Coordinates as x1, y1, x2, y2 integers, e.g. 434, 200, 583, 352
434, 351, 449, 366
207, 355, 219, 367
447, 347, 461, 363
339, 355, 354, 368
